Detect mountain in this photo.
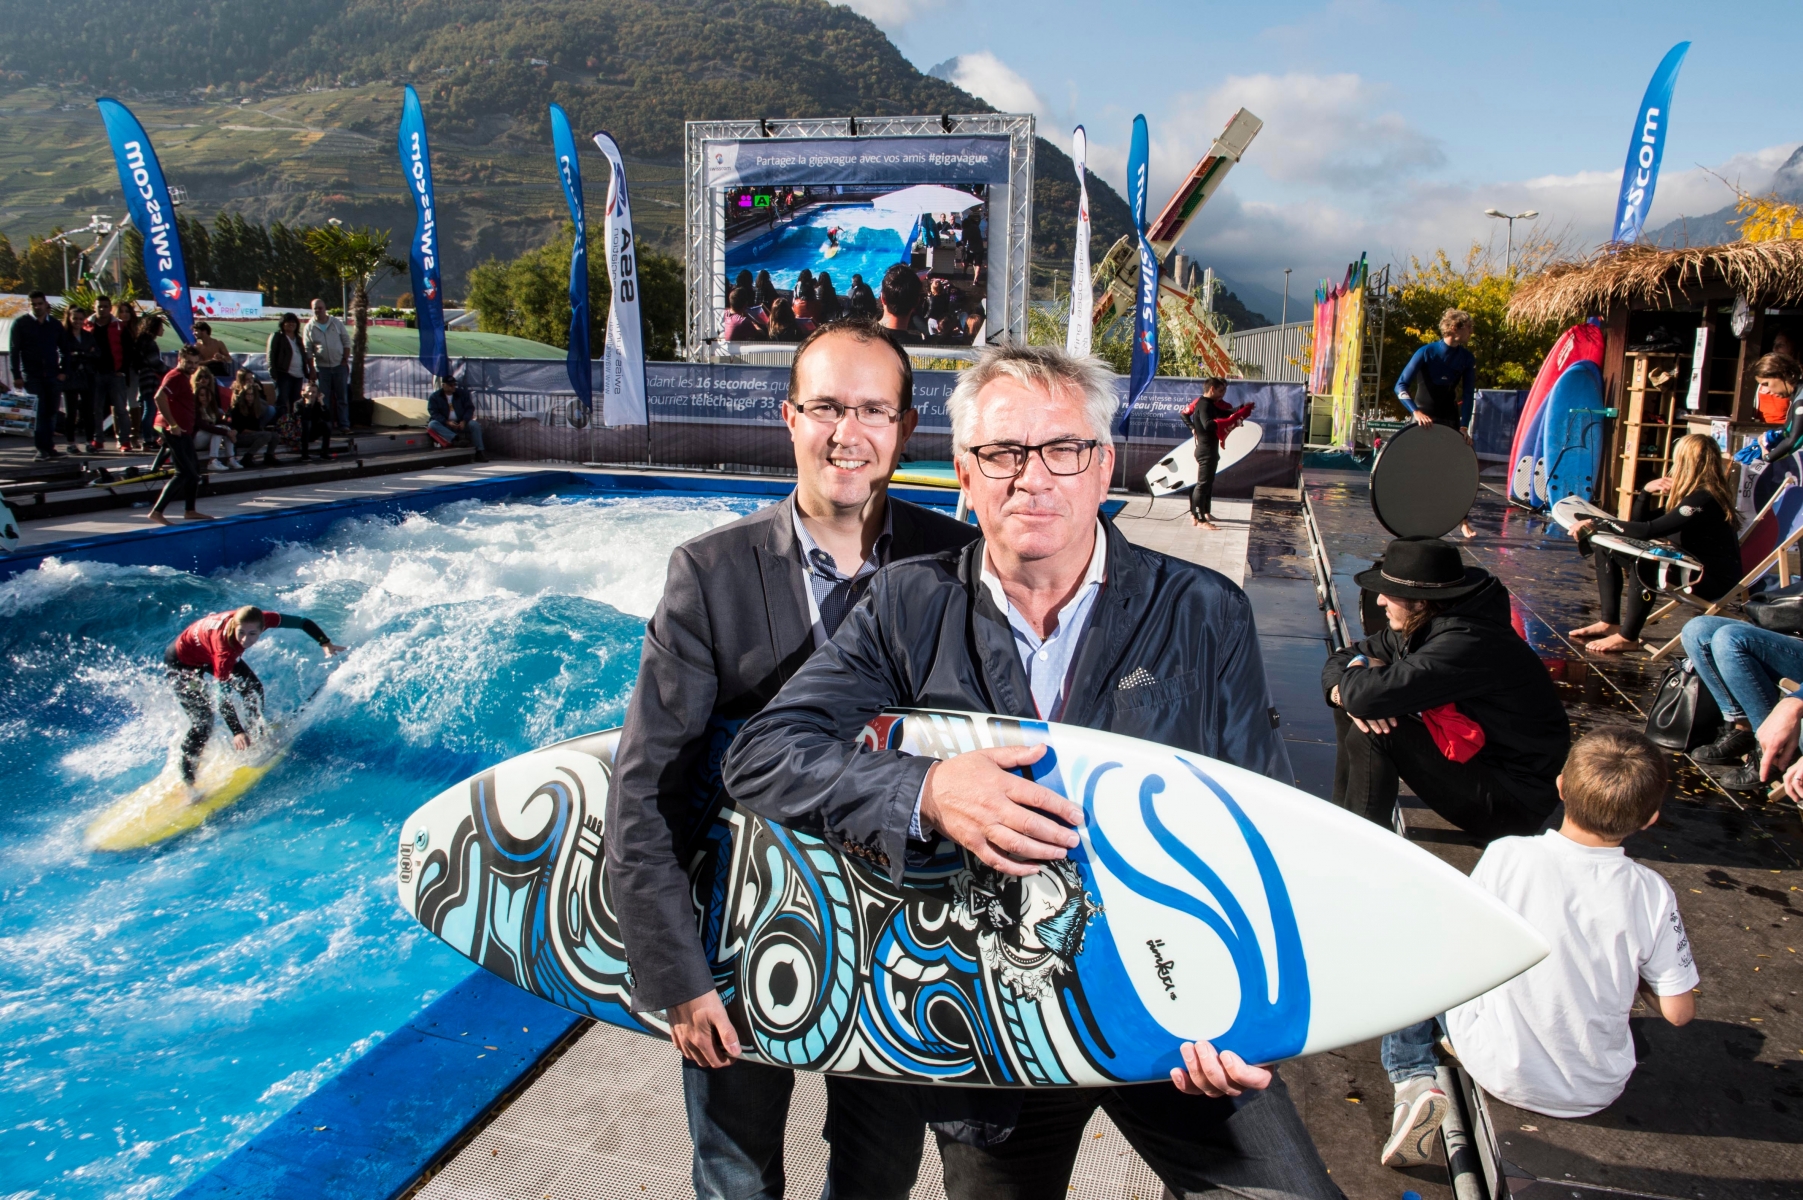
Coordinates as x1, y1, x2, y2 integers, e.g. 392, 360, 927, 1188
1650, 143, 1803, 247
0, 0, 1133, 299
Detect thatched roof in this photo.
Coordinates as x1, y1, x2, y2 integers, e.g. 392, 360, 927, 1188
1509, 239, 1803, 326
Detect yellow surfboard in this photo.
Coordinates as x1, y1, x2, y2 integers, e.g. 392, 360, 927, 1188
890, 460, 959, 489
84, 742, 288, 852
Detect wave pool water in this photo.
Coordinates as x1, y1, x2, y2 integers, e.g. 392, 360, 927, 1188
725, 202, 919, 293
0, 489, 759, 1199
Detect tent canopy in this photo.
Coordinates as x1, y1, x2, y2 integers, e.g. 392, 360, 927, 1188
869, 185, 984, 214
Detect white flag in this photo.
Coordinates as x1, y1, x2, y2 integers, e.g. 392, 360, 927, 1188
1065, 125, 1093, 358
592, 131, 647, 427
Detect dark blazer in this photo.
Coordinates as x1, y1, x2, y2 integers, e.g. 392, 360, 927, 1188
722, 518, 1291, 884
607, 492, 979, 1012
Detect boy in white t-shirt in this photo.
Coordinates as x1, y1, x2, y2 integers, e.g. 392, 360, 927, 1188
1380, 727, 1697, 1168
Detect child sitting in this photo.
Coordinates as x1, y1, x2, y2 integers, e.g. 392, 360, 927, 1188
1379, 726, 1697, 1167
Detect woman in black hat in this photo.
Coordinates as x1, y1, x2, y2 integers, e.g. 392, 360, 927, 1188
1322, 537, 1570, 840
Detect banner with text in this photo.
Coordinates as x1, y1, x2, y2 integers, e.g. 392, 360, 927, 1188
96, 97, 194, 345
704, 135, 1012, 188
549, 104, 592, 413
399, 85, 451, 379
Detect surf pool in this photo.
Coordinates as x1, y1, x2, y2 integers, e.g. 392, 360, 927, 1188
725, 202, 920, 292
0, 486, 762, 1199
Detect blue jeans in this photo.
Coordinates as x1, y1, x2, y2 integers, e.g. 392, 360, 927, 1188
682, 1059, 923, 1200
24, 377, 61, 452
1680, 616, 1803, 723
429, 417, 484, 453
1380, 1016, 1446, 1084
316, 362, 349, 428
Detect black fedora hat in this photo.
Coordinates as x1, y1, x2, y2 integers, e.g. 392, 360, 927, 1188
1353, 537, 1489, 600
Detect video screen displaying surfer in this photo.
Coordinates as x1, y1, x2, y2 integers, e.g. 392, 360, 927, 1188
720, 182, 988, 307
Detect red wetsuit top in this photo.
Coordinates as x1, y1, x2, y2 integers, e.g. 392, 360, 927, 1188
172, 610, 326, 679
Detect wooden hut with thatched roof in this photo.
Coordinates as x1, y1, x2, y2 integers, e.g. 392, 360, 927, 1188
1510, 240, 1803, 514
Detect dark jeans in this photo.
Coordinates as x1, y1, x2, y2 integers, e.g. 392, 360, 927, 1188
274, 373, 303, 417
1189, 427, 1220, 521
24, 377, 61, 452
316, 362, 350, 428
681, 1059, 923, 1200
934, 1075, 1341, 1200
150, 432, 200, 515
1331, 708, 1551, 840
299, 409, 333, 458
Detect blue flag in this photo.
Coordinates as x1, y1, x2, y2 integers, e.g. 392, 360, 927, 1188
399, 86, 451, 379
1611, 41, 1690, 245
1124, 114, 1159, 426
96, 98, 193, 345
549, 104, 592, 412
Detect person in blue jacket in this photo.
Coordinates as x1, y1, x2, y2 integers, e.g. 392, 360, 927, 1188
427, 374, 489, 462
1395, 307, 1478, 537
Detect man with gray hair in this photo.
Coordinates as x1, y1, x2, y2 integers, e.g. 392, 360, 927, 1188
724, 344, 1335, 1198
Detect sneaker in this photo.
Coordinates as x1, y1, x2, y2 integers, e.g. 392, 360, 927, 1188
118, 440, 136, 453
1715, 760, 1769, 794
86, 440, 101, 453
1691, 726, 1755, 765
1381, 1077, 1449, 1168
33, 450, 57, 461
473, 451, 490, 463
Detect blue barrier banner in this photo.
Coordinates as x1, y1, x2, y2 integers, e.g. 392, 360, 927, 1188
1612, 42, 1690, 245
1124, 115, 1158, 425
703, 135, 1013, 187
399, 86, 451, 379
548, 104, 592, 412
96, 98, 193, 345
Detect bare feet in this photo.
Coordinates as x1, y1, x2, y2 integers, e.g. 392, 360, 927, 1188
1460, 522, 1477, 539
146, 510, 170, 526
1568, 622, 1616, 640
184, 510, 216, 521
1584, 633, 1641, 654
1198, 518, 1221, 532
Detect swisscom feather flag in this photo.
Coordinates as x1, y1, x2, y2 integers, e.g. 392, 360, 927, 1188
399, 86, 451, 380
96, 98, 193, 345
591, 131, 648, 427
1124, 115, 1159, 424
549, 104, 593, 413
1611, 42, 1690, 246
1066, 125, 1093, 358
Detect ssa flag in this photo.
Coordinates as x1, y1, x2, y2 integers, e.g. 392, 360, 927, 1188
1124, 114, 1159, 424
96, 98, 193, 345
1611, 42, 1690, 246
591, 130, 647, 427
1066, 125, 1093, 358
399, 86, 451, 380
549, 104, 592, 414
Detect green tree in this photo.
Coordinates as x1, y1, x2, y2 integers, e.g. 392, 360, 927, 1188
303, 224, 405, 403
467, 223, 684, 360
0, 234, 19, 292
1379, 240, 1564, 401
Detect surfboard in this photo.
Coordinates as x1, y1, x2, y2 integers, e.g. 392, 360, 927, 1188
1144, 422, 1263, 497
1508, 323, 1606, 505
1550, 494, 1705, 592
395, 711, 1547, 1085
1540, 361, 1608, 507
0, 499, 17, 553
85, 738, 289, 851
891, 461, 959, 489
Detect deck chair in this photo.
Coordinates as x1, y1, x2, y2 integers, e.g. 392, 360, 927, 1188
1644, 478, 1803, 660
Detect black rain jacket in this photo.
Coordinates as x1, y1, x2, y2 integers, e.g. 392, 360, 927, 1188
723, 518, 1291, 884
1321, 575, 1569, 811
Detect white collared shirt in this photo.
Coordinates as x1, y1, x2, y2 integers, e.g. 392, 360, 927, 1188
980, 520, 1108, 721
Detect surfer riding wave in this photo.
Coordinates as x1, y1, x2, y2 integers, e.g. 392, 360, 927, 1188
165, 606, 345, 789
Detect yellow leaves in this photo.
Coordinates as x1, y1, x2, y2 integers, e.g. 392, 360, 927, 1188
1734, 192, 1803, 244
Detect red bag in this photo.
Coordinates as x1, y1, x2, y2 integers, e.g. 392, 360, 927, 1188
1421, 703, 1485, 763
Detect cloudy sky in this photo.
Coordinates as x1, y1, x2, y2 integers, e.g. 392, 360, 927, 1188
846, 0, 1800, 319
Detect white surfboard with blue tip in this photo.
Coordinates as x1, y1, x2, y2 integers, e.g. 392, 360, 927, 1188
395, 710, 1546, 1084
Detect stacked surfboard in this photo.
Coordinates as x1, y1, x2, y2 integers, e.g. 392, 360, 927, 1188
1508, 323, 1607, 510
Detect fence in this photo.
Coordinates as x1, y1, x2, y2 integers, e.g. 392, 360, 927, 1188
1228, 321, 1308, 383
224, 353, 1308, 495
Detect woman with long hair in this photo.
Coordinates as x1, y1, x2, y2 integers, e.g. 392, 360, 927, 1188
1570, 433, 1743, 654
814, 271, 842, 323
753, 269, 777, 314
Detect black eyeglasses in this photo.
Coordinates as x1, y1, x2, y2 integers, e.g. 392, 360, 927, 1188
966, 439, 1100, 479
792, 398, 902, 427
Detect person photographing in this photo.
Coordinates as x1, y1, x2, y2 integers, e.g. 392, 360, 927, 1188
164, 606, 345, 793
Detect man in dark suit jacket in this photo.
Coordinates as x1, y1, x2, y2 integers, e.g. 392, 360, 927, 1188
608, 318, 977, 1199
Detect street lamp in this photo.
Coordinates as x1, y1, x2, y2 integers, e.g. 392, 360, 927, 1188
1484, 208, 1539, 274
1282, 267, 1292, 325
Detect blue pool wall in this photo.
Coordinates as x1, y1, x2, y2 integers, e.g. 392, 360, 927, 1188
41, 469, 970, 1198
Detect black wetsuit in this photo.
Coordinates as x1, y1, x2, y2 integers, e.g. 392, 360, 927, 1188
1591, 491, 1740, 639
164, 613, 330, 782
1183, 394, 1237, 521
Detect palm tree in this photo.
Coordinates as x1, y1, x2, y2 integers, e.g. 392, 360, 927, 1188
303, 224, 404, 409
